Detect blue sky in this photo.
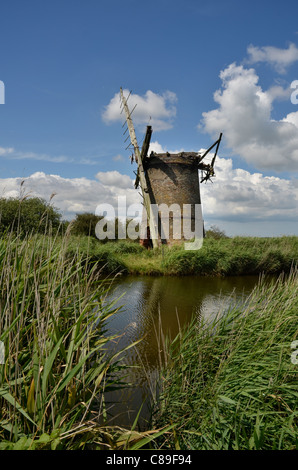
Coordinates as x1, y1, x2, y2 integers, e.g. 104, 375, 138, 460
0, 0, 298, 235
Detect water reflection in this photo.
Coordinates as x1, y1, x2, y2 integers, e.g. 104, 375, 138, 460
102, 275, 264, 428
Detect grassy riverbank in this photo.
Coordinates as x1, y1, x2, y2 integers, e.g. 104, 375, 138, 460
153, 270, 298, 450
0, 232, 166, 450
0, 231, 297, 449
66, 235, 298, 276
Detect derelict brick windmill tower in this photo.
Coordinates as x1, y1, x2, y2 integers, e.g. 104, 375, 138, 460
120, 88, 222, 248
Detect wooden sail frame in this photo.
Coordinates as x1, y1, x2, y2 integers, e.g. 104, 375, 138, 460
120, 88, 159, 248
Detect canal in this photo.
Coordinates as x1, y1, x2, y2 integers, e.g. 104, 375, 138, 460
101, 274, 269, 429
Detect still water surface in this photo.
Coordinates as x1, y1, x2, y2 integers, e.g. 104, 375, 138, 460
102, 274, 267, 428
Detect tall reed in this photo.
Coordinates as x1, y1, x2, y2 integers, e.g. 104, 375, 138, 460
0, 229, 134, 449
153, 270, 298, 450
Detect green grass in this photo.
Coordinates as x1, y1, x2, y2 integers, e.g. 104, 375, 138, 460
1, 230, 296, 449
152, 269, 298, 450
0, 231, 167, 449
62, 235, 298, 277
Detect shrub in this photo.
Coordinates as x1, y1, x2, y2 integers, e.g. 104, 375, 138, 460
70, 213, 140, 242
205, 225, 229, 240
0, 197, 62, 235
70, 212, 104, 238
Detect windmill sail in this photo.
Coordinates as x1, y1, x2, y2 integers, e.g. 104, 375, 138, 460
119, 88, 159, 248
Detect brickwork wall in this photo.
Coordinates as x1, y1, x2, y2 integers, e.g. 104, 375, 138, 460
142, 153, 202, 246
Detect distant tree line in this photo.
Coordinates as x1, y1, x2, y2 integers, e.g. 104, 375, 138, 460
0, 197, 139, 241
70, 212, 140, 242
0, 196, 226, 242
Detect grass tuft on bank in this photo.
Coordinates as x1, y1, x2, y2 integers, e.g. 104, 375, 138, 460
64, 235, 298, 277
153, 269, 298, 450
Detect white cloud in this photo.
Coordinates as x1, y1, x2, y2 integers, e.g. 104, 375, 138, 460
0, 147, 14, 155
200, 63, 298, 172
200, 155, 298, 223
282, 111, 298, 127
148, 140, 167, 154
102, 89, 177, 131
112, 154, 125, 162
0, 147, 97, 165
0, 157, 296, 235
95, 170, 134, 189
0, 171, 140, 220
148, 141, 185, 155
246, 43, 298, 74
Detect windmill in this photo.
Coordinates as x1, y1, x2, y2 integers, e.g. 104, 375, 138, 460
119, 87, 222, 248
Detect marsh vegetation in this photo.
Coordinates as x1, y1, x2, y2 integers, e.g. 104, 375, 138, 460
0, 198, 297, 449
